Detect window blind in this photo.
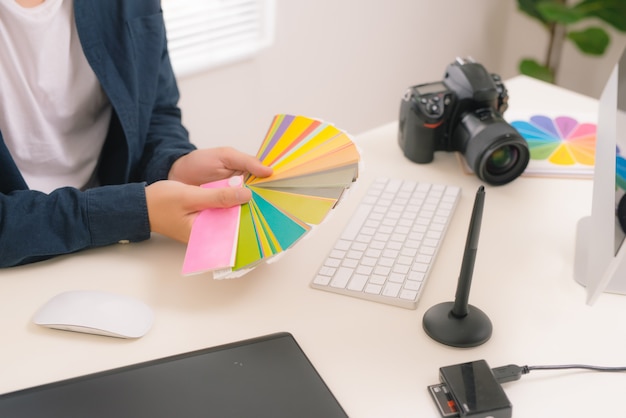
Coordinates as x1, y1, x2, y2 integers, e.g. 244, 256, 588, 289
162, 0, 275, 77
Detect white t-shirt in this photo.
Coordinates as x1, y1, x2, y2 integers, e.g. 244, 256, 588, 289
0, 0, 112, 193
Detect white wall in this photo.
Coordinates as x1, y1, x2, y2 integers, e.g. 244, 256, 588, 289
175, 0, 625, 154
498, 5, 626, 100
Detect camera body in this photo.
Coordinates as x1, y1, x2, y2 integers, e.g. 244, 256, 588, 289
398, 58, 529, 185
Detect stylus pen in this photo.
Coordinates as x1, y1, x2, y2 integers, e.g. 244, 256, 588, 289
451, 185, 485, 318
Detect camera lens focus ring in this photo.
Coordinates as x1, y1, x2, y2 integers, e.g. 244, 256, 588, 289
457, 112, 530, 185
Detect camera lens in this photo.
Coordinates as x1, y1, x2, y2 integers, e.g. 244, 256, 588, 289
485, 145, 520, 175
454, 110, 529, 185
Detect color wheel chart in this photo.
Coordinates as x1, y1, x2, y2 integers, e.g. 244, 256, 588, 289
509, 113, 597, 178
183, 114, 360, 278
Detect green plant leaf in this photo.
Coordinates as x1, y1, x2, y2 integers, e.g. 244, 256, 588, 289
516, 0, 550, 25
567, 27, 610, 55
519, 59, 555, 83
537, 2, 585, 24
573, 0, 626, 32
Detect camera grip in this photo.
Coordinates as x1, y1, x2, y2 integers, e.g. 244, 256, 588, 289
398, 92, 447, 164
398, 115, 436, 164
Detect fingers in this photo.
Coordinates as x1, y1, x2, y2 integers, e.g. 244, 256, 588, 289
186, 183, 252, 210
219, 147, 273, 178
146, 180, 254, 243
168, 147, 273, 185
246, 157, 274, 178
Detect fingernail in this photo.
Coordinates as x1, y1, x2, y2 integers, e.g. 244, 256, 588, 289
228, 176, 243, 187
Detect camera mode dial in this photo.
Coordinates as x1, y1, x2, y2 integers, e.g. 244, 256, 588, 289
491, 74, 509, 113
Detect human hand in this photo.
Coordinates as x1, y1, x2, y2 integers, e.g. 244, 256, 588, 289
168, 146, 273, 186
145, 180, 252, 243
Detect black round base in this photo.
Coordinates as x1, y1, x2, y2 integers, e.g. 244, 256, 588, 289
422, 302, 492, 348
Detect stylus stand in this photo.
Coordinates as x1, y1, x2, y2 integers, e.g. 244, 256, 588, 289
422, 301, 492, 348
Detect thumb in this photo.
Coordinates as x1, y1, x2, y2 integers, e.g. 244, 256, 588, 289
187, 185, 252, 210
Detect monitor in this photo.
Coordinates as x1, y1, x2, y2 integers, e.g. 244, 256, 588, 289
574, 45, 626, 303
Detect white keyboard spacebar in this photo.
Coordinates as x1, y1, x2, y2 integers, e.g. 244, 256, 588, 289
340, 204, 373, 240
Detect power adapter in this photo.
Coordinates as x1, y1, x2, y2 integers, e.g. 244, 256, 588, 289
428, 360, 512, 418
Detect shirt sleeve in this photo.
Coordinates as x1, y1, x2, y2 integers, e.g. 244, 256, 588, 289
0, 183, 150, 267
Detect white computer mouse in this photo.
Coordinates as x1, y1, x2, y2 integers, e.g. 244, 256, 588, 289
33, 290, 154, 339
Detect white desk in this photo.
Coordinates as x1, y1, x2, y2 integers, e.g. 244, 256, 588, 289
1, 76, 624, 417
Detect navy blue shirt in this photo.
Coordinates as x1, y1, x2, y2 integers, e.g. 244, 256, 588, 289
0, 0, 196, 267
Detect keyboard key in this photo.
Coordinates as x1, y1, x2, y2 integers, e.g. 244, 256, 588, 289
347, 274, 369, 291
313, 275, 332, 285
330, 267, 354, 288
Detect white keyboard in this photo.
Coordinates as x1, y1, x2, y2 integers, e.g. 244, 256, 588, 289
311, 178, 460, 309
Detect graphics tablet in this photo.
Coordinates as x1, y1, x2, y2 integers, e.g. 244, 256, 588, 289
0, 332, 347, 418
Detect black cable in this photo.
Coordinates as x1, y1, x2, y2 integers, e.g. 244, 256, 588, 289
527, 364, 626, 372
492, 363, 626, 384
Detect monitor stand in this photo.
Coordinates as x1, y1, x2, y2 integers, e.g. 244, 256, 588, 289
573, 216, 591, 288
574, 215, 626, 295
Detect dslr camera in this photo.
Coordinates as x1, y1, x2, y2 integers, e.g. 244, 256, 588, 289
398, 58, 529, 185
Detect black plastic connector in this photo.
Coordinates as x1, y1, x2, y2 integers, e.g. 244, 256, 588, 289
491, 364, 530, 383
429, 360, 512, 418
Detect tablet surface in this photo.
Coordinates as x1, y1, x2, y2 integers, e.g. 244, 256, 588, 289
0, 332, 347, 418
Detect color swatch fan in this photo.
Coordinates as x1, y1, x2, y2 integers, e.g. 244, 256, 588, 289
182, 114, 360, 278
